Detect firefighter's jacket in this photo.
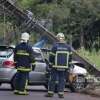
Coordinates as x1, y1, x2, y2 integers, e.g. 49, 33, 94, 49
14, 42, 35, 72
49, 42, 72, 69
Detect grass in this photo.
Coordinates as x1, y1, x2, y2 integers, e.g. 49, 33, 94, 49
76, 48, 100, 69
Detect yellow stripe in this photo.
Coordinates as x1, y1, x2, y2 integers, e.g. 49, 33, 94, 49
69, 62, 72, 64
49, 63, 53, 65
18, 91, 28, 95
25, 80, 28, 89
32, 63, 35, 65
69, 52, 72, 54
55, 51, 69, 69
48, 91, 54, 94
49, 52, 56, 56
16, 52, 29, 56
14, 90, 18, 93
17, 68, 31, 71
53, 65, 68, 68
58, 92, 64, 95
56, 51, 69, 53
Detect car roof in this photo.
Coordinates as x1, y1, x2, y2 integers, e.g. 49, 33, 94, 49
0, 45, 15, 49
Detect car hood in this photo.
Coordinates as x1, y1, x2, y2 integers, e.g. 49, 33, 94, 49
72, 65, 87, 75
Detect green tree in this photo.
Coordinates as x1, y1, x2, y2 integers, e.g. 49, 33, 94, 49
1, 0, 100, 50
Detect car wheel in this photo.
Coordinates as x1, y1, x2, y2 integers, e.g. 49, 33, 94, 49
70, 75, 87, 92
11, 75, 16, 90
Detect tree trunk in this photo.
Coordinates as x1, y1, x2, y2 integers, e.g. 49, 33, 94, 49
80, 28, 84, 48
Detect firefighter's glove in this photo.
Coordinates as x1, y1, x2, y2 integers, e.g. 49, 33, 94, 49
49, 63, 52, 68
45, 59, 52, 69
46, 64, 52, 72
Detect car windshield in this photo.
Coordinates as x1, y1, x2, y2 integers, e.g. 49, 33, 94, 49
33, 49, 43, 61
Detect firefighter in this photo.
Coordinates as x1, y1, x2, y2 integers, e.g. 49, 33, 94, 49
45, 33, 73, 98
14, 32, 35, 95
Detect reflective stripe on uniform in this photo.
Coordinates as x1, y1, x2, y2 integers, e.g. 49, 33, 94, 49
16, 50, 29, 56
25, 80, 28, 89
69, 52, 72, 55
55, 81, 59, 84
17, 67, 31, 71
18, 90, 28, 95
32, 62, 35, 65
16, 52, 29, 56
14, 90, 18, 94
48, 91, 54, 94
49, 75, 51, 81
49, 52, 56, 56
69, 62, 72, 64
53, 65, 68, 68
54, 51, 69, 69
49, 62, 52, 65
58, 92, 64, 95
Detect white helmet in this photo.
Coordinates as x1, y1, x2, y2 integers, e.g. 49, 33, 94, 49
21, 32, 30, 42
56, 32, 65, 38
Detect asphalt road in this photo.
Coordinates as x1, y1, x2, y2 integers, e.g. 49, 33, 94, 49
0, 84, 100, 100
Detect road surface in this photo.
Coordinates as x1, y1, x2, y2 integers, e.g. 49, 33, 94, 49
0, 84, 99, 100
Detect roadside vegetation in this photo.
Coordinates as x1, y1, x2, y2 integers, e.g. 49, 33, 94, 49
76, 48, 100, 69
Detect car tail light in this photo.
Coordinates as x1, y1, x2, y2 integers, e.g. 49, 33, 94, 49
3, 60, 15, 68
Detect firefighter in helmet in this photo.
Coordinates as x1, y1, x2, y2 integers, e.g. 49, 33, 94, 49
45, 33, 72, 98
14, 32, 35, 95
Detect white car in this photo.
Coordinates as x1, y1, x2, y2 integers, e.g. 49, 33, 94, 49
68, 61, 88, 92
72, 61, 87, 75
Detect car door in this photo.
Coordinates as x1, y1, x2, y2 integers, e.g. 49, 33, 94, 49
29, 48, 47, 84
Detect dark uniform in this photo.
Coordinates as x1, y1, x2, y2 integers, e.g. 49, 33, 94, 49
47, 42, 72, 98
14, 42, 35, 95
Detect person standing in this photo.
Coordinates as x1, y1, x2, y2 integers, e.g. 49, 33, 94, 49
14, 32, 35, 95
45, 33, 73, 98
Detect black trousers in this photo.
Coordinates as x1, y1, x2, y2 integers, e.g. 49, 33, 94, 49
48, 68, 67, 93
14, 71, 29, 92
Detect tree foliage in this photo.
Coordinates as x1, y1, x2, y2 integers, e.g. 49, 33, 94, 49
0, 0, 100, 50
